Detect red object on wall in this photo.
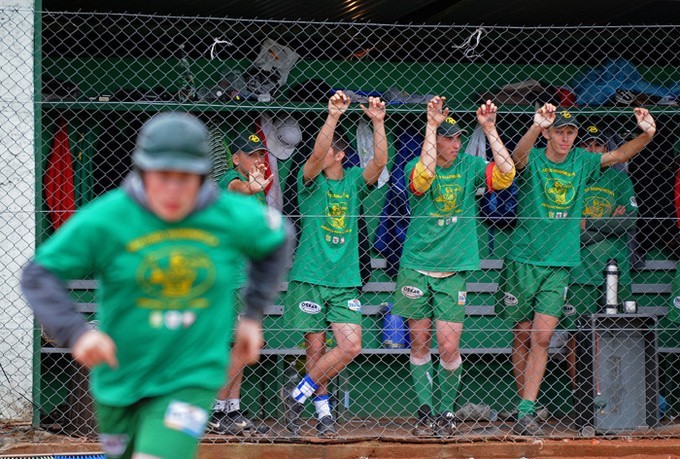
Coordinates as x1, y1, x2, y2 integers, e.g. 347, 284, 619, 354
44, 118, 76, 230
255, 121, 274, 194
556, 87, 577, 107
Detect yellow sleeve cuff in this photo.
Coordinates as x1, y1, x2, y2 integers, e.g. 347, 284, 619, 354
411, 161, 436, 195
490, 164, 516, 190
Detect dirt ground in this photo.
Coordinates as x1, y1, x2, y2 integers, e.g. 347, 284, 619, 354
4, 420, 680, 458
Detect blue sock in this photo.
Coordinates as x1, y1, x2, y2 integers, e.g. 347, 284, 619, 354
291, 375, 319, 404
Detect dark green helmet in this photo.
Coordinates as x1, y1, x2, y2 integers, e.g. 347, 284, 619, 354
133, 112, 211, 174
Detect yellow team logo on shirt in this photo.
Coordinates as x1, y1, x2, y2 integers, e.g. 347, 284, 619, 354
433, 184, 463, 214
545, 179, 575, 206
326, 202, 348, 231
136, 246, 216, 308
584, 197, 612, 218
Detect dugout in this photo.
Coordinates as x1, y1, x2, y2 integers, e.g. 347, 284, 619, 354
31, 8, 680, 438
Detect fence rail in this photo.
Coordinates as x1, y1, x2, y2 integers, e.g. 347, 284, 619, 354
1, 9, 680, 445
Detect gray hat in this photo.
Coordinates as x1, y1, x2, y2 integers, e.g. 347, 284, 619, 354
267, 116, 302, 160
437, 116, 467, 137
133, 112, 211, 174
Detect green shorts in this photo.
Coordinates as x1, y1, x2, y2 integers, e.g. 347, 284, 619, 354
560, 284, 599, 331
495, 259, 569, 323
392, 268, 467, 323
95, 387, 214, 459
285, 281, 362, 333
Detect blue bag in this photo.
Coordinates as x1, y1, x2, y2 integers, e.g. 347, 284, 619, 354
381, 303, 410, 349
480, 182, 518, 228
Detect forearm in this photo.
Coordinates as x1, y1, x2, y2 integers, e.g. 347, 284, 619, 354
304, 114, 340, 180
484, 126, 514, 174
420, 122, 438, 174
513, 123, 541, 169
21, 262, 89, 348
241, 219, 294, 322
314, 114, 340, 157
601, 132, 654, 167
371, 119, 388, 170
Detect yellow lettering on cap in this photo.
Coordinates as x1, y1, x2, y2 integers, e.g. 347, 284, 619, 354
561, 111, 572, 119
249, 134, 261, 142
445, 117, 456, 124
587, 126, 599, 134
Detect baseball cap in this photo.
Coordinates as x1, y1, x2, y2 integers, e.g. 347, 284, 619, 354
232, 132, 268, 154
580, 124, 607, 145
552, 110, 580, 129
437, 116, 467, 137
267, 116, 302, 160
133, 112, 211, 174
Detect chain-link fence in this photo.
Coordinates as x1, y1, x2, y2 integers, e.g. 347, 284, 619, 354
2, 8, 680, 446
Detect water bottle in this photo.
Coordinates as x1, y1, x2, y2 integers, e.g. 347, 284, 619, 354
603, 258, 619, 314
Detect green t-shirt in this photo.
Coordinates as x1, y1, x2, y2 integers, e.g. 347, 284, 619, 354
217, 169, 267, 205
400, 154, 488, 272
216, 168, 268, 287
34, 189, 286, 407
289, 167, 368, 287
570, 168, 637, 285
508, 147, 602, 267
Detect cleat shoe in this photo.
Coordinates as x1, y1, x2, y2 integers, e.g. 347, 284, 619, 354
280, 387, 303, 436
316, 415, 338, 438
498, 406, 549, 423
435, 411, 457, 438
512, 413, 546, 436
412, 405, 435, 437
206, 411, 246, 435
229, 410, 270, 434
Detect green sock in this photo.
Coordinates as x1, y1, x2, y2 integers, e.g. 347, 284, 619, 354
410, 360, 434, 410
437, 363, 462, 414
517, 398, 536, 420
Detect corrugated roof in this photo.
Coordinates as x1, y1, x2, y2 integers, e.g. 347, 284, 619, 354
43, 0, 680, 25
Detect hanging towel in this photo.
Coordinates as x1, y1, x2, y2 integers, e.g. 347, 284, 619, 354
258, 114, 283, 210
44, 118, 75, 230
356, 117, 390, 189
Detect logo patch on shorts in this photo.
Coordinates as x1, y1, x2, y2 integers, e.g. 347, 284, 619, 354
401, 286, 423, 299
164, 400, 209, 439
100, 434, 129, 457
347, 299, 362, 312
299, 301, 321, 314
503, 292, 518, 306
563, 303, 576, 316
457, 291, 467, 306
674, 296, 680, 309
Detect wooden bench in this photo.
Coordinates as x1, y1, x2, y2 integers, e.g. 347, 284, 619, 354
42, 258, 678, 356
